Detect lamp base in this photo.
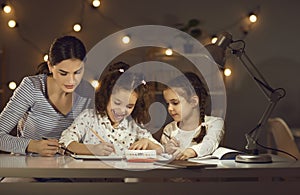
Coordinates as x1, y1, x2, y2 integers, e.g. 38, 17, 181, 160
235, 154, 272, 163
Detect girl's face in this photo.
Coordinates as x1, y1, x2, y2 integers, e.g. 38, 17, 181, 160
107, 88, 138, 125
49, 59, 84, 93
163, 88, 196, 122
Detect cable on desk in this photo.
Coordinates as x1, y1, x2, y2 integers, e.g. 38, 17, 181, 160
256, 140, 298, 161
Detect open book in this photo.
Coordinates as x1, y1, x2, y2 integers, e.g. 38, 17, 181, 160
191, 147, 243, 160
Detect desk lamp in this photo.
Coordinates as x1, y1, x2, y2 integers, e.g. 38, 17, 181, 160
205, 32, 286, 163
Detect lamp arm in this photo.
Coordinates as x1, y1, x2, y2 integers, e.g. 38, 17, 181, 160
245, 101, 278, 151
235, 50, 273, 98
232, 49, 286, 152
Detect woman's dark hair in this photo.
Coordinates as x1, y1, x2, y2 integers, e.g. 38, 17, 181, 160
36, 35, 86, 75
165, 72, 209, 143
95, 61, 150, 125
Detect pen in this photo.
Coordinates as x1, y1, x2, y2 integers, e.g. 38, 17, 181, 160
42, 137, 75, 155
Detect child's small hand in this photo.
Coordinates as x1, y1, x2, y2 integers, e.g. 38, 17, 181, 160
92, 142, 115, 156
175, 148, 197, 160
129, 138, 149, 150
165, 137, 180, 154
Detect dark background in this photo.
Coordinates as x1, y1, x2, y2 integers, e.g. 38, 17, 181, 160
0, 0, 299, 152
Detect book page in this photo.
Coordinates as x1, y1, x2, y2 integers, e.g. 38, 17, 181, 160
212, 147, 241, 159
190, 147, 242, 160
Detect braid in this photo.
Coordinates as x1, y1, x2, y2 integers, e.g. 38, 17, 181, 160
193, 89, 207, 143
183, 72, 208, 144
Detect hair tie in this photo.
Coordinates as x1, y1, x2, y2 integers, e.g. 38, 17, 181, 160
119, 68, 125, 73
141, 79, 146, 85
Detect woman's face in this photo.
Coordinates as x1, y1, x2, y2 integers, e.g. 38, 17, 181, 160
163, 88, 196, 122
49, 59, 84, 93
107, 88, 138, 125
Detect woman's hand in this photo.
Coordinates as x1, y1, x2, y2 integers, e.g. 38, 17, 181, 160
27, 139, 59, 157
129, 138, 149, 150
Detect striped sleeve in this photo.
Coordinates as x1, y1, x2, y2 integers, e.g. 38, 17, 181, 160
0, 77, 35, 154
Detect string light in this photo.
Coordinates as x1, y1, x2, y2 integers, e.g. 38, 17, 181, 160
7, 19, 17, 28
165, 48, 173, 56
43, 54, 49, 62
0, 1, 260, 88
8, 81, 17, 90
211, 35, 218, 44
91, 80, 100, 89
92, 0, 101, 8
121, 35, 130, 44
2, 4, 12, 14
73, 23, 82, 32
248, 13, 258, 23
224, 68, 232, 77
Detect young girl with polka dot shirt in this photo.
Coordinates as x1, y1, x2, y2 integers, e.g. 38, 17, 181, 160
59, 62, 163, 156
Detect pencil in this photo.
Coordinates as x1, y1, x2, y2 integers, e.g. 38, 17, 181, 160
90, 128, 107, 143
163, 132, 171, 139
90, 128, 117, 154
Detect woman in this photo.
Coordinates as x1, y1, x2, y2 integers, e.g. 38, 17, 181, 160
0, 35, 94, 156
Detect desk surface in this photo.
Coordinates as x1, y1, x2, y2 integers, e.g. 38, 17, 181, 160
1, 154, 300, 195
0, 153, 299, 179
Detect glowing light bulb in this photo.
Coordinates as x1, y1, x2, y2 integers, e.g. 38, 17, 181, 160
73, 24, 82, 32
8, 20, 17, 28
224, 68, 232, 77
165, 48, 173, 56
92, 0, 101, 8
122, 36, 130, 44
249, 14, 257, 23
211, 36, 218, 44
43, 54, 49, 62
3, 5, 12, 13
91, 80, 100, 89
8, 81, 17, 90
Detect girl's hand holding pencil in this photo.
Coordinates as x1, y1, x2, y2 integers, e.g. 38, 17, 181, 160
90, 143, 115, 156
163, 133, 181, 154
89, 128, 115, 156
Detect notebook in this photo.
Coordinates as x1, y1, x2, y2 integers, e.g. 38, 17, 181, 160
190, 147, 243, 160
154, 160, 217, 169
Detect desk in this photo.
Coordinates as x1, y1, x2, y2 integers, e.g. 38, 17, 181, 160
1, 154, 299, 194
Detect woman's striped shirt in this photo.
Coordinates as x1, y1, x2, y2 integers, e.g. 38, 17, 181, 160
0, 74, 94, 154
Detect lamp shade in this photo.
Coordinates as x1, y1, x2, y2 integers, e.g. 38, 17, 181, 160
205, 32, 233, 70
